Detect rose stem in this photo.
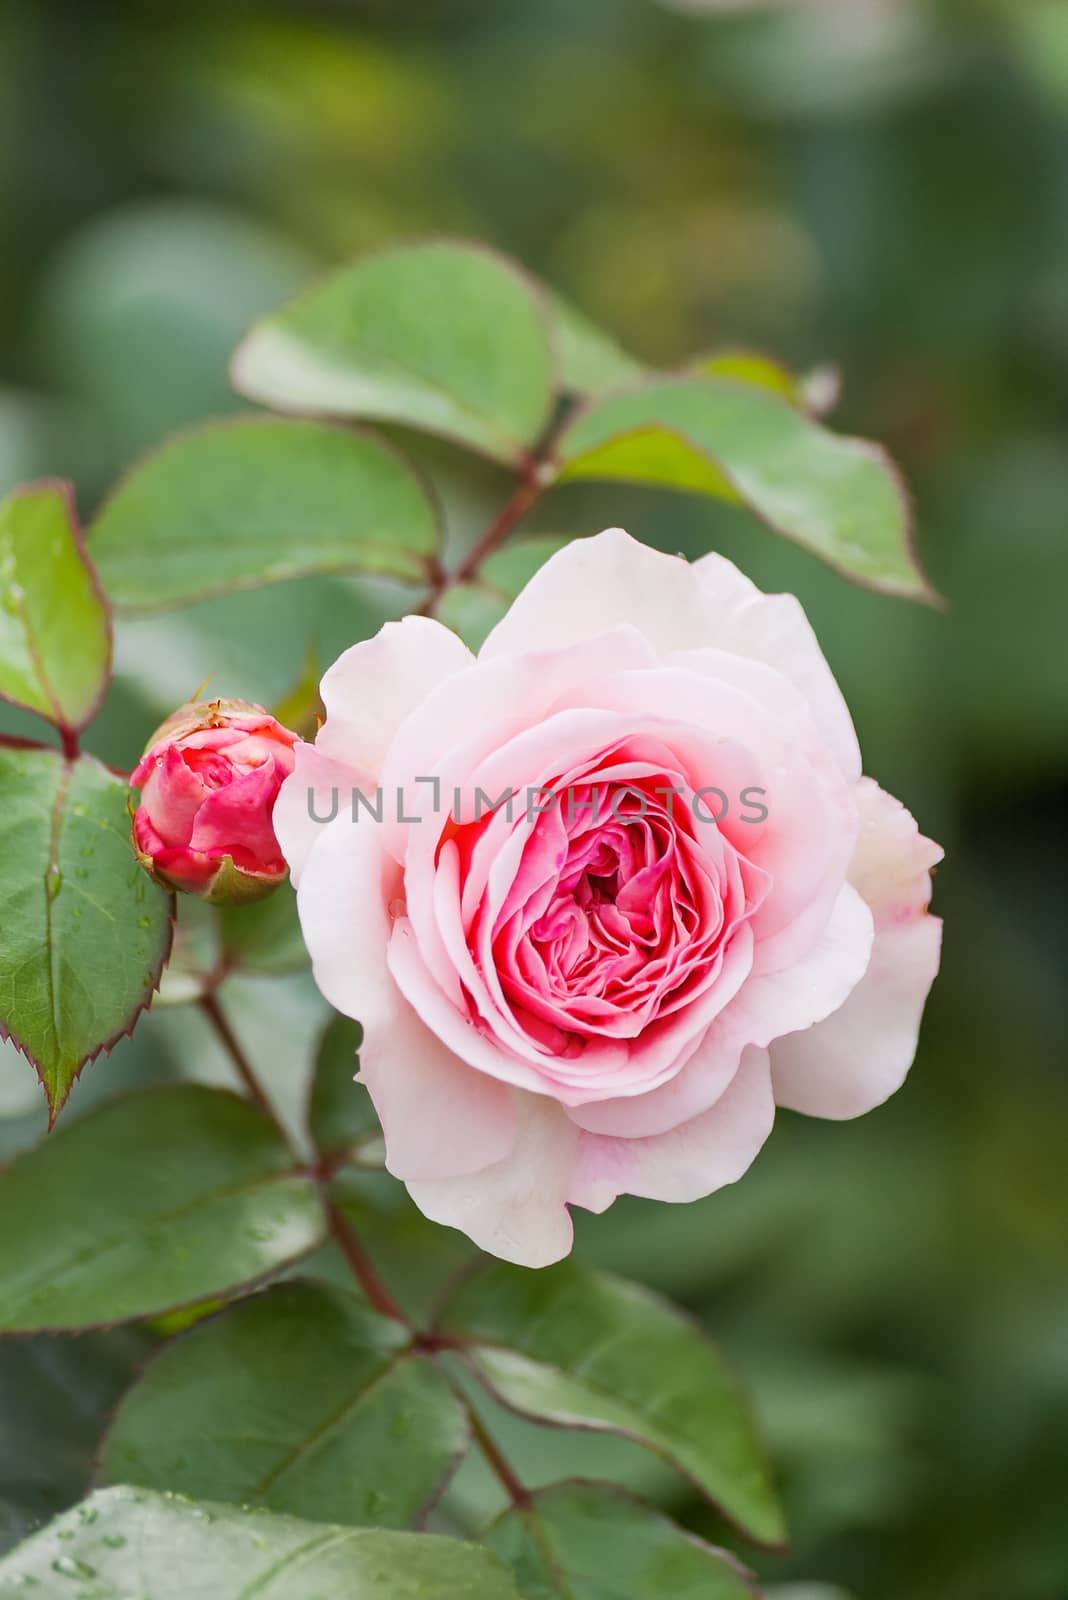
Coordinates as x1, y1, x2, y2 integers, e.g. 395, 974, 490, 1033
465, 1401, 531, 1507
197, 989, 411, 1328
325, 1197, 409, 1324
419, 432, 559, 618
199, 989, 533, 1494
198, 992, 278, 1124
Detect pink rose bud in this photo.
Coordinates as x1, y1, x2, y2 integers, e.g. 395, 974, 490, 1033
130, 698, 299, 905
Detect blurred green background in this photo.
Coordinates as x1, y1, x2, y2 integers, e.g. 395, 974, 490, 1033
1, 1, 1066, 1596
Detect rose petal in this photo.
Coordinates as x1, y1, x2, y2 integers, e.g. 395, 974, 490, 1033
720, 880, 874, 1047
136, 745, 207, 848
188, 759, 284, 867
318, 615, 474, 775
480, 528, 859, 782
564, 1015, 747, 1137
770, 781, 942, 1118
275, 741, 370, 889
296, 813, 517, 1179
570, 1046, 774, 1210
692, 552, 861, 780
480, 528, 712, 661
407, 1096, 577, 1267
379, 626, 660, 863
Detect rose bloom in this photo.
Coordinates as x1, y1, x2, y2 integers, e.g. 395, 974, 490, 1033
277, 531, 942, 1266
132, 699, 298, 904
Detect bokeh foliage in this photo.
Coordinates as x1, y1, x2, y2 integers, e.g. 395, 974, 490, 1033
1, 2, 1066, 1597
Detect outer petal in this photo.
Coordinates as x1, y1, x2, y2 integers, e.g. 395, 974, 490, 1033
480, 529, 861, 783
407, 1096, 577, 1268
295, 813, 517, 1179
318, 615, 473, 773
275, 741, 368, 889
480, 529, 714, 660
379, 626, 659, 863
720, 881, 874, 1048
570, 1046, 774, 1210
565, 883, 871, 1141
188, 758, 283, 866
771, 780, 943, 1118
565, 1017, 746, 1138
692, 552, 861, 780
136, 745, 207, 847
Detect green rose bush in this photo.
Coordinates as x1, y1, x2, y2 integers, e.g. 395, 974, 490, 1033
0, 241, 940, 1599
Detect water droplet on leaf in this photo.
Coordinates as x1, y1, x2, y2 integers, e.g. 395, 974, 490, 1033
51, 1556, 95, 1580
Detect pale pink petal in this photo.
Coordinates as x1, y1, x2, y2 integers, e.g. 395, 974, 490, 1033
378, 626, 659, 862
770, 917, 942, 1119
848, 776, 944, 908
317, 615, 473, 774
692, 552, 861, 780
570, 1046, 774, 1210
274, 742, 368, 888
720, 881, 874, 1047
481, 531, 860, 786
479, 528, 714, 661
561, 663, 858, 973
565, 1017, 746, 1137
407, 1096, 577, 1267
295, 814, 517, 1179
387, 913, 557, 1097
771, 781, 943, 1118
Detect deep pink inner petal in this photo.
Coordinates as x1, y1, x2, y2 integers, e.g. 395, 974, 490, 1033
426, 736, 770, 1088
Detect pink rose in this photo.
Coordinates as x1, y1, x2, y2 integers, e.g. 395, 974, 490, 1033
132, 699, 298, 904
277, 530, 942, 1266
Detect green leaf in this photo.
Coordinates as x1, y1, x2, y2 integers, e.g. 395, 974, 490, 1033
0, 1486, 521, 1598
0, 745, 173, 1118
0, 1085, 325, 1332
550, 293, 646, 396
477, 536, 577, 596
440, 1261, 784, 1547
692, 353, 841, 421
232, 241, 556, 466
435, 583, 507, 655
89, 417, 440, 613
271, 642, 324, 742
98, 1281, 468, 1528
556, 376, 935, 601
0, 1327, 153, 1555
437, 535, 573, 652
0, 482, 111, 731
485, 1482, 759, 1600
692, 350, 807, 407
308, 1016, 379, 1162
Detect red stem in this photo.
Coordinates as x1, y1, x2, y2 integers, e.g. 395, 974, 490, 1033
197, 989, 412, 1328
465, 1403, 530, 1506
198, 993, 278, 1125
327, 1200, 411, 1326
197, 990, 532, 1495
420, 455, 545, 617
